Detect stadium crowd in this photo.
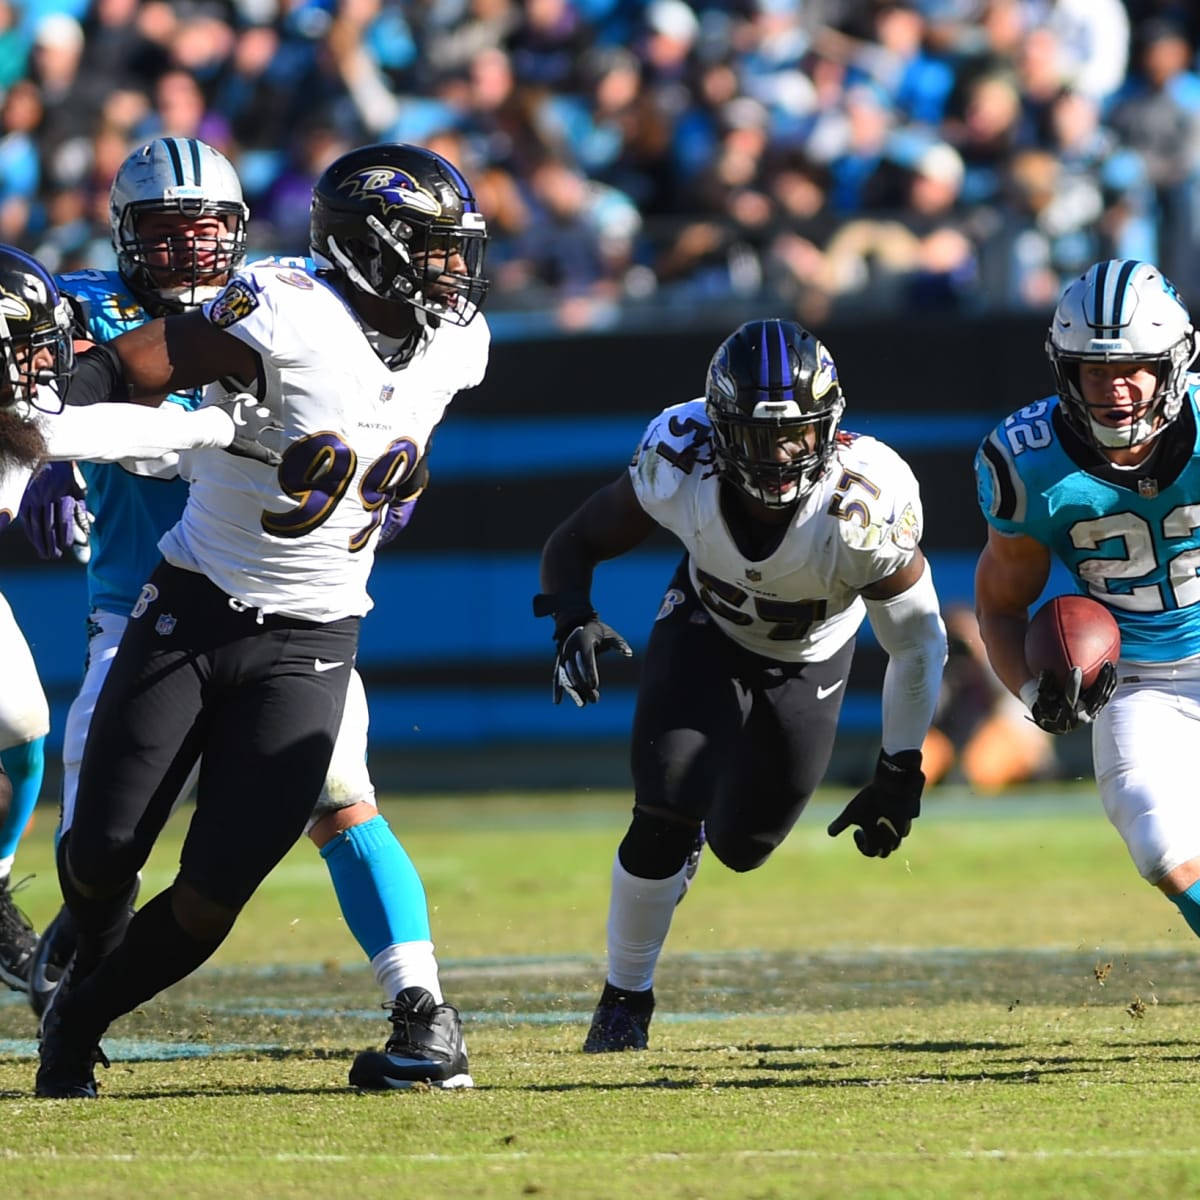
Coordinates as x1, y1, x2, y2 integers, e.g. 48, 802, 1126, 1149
0, 0, 1195, 332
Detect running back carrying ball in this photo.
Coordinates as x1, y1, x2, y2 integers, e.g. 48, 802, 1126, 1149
1024, 594, 1121, 690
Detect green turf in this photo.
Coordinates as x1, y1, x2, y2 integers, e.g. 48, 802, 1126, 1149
2, 782, 1198, 1198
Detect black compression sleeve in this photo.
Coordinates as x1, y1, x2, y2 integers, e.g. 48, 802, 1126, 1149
63, 344, 130, 407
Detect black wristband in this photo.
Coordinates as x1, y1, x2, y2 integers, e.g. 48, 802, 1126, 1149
879, 748, 923, 775
532, 590, 598, 642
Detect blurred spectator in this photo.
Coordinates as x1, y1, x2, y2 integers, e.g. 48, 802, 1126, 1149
0, 0, 30, 92
0, 79, 41, 242
943, 70, 1022, 205
845, 0, 956, 126
30, 12, 99, 191
922, 605, 1058, 792
505, 0, 593, 92
133, 67, 233, 154
1106, 18, 1200, 295
1044, 0, 1130, 104
499, 154, 642, 328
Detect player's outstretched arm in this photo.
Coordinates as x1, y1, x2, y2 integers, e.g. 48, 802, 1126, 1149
534, 472, 656, 707
108, 311, 261, 400
829, 551, 947, 858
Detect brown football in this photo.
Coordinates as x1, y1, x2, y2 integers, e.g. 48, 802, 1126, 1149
1024, 595, 1121, 690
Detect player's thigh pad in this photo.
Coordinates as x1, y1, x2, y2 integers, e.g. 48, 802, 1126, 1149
1094, 663, 1200, 882
308, 666, 375, 825
0, 591, 49, 749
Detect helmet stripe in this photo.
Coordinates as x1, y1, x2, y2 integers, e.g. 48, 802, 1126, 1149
162, 137, 186, 186
773, 319, 793, 403
1093, 259, 1138, 337
186, 137, 202, 184
753, 320, 772, 400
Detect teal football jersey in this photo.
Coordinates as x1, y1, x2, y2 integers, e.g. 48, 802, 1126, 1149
55, 268, 197, 616
975, 385, 1200, 663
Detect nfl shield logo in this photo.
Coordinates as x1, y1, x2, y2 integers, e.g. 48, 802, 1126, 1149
155, 613, 177, 637
745, 568, 762, 582
379, 384, 395, 404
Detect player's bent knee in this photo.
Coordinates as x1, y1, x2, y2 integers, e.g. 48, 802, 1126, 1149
619, 805, 702, 878
171, 878, 239, 943
306, 798, 378, 848
707, 831, 777, 874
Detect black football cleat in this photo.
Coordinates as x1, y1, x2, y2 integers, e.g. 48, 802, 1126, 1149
349, 986, 473, 1090
582, 982, 655, 1053
35, 965, 108, 1099
0, 875, 37, 994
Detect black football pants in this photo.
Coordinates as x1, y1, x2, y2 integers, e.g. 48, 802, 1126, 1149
67, 561, 359, 911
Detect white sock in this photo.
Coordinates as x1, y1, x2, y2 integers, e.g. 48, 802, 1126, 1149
371, 939, 443, 1004
605, 854, 689, 993
0, 855, 13, 883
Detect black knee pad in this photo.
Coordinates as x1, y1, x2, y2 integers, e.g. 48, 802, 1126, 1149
618, 807, 702, 880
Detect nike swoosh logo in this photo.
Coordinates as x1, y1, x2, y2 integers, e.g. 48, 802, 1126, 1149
314, 660, 345, 673
816, 680, 844, 700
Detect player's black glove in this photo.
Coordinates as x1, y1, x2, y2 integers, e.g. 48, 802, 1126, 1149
1027, 664, 1117, 734
533, 590, 632, 707
827, 749, 924, 859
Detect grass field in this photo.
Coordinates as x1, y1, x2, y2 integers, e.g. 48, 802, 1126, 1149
2, 781, 1199, 1199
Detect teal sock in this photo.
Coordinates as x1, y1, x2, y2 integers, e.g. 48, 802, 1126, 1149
0, 736, 45, 861
1168, 879, 1200, 938
319, 814, 431, 959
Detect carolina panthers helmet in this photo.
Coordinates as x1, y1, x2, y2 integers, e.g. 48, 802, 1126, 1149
0, 245, 74, 414
309, 142, 488, 327
705, 319, 845, 507
1047, 259, 1198, 450
110, 136, 248, 314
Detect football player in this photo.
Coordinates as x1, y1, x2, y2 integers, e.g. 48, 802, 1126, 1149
0, 242, 280, 996
23, 138, 471, 1092
0, 242, 282, 995
974, 259, 1200, 945
536, 318, 948, 1051
34, 142, 489, 1098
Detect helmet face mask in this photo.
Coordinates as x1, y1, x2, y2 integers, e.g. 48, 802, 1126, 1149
1047, 259, 1198, 451
110, 137, 248, 314
310, 143, 489, 328
706, 319, 845, 508
0, 245, 74, 415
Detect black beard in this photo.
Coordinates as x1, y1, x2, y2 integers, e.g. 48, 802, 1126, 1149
0, 406, 49, 475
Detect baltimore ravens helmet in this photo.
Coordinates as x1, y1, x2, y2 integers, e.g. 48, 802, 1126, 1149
706, 319, 845, 507
0, 244, 74, 414
309, 142, 488, 327
110, 136, 248, 314
1047, 259, 1198, 450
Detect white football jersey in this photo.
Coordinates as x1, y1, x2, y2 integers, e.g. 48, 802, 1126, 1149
160, 262, 490, 621
630, 399, 924, 662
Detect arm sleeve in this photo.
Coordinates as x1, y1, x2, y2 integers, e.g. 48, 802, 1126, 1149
864, 560, 948, 756
42, 405, 233, 463
62, 344, 128, 407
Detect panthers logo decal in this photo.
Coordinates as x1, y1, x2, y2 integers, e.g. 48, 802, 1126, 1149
338, 168, 442, 217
